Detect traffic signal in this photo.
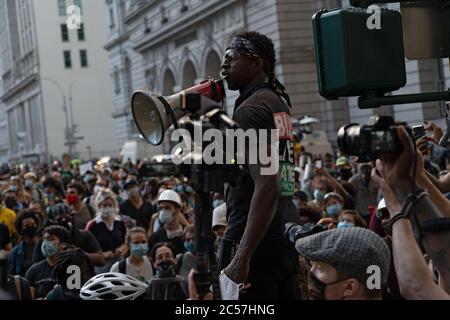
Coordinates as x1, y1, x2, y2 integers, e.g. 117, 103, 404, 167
312, 7, 406, 100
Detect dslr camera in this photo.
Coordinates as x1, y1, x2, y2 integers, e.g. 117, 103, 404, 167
285, 222, 328, 244
337, 114, 411, 162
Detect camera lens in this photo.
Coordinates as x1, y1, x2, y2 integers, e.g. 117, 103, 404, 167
337, 124, 363, 156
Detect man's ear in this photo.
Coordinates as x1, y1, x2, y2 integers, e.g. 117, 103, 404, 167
342, 278, 361, 299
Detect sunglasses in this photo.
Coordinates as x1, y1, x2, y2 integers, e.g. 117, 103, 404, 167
222, 49, 262, 63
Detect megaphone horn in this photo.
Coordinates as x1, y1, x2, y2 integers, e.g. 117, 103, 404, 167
131, 79, 226, 146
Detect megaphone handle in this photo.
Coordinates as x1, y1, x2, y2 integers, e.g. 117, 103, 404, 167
157, 96, 179, 129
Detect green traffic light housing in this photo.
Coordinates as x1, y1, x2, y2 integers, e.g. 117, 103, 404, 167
312, 7, 406, 101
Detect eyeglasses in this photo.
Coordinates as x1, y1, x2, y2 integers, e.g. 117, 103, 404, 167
222, 49, 261, 64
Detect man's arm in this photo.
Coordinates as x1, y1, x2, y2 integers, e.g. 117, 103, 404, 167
224, 144, 280, 284
374, 127, 450, 295
392, 216, 448, 299
424, 170, 450, 194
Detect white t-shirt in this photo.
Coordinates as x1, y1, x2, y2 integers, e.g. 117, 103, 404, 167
110, 256, 153, 284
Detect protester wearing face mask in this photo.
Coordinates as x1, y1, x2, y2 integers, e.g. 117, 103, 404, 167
85, 189, 127, 274
119, 180, 153, 231
335, 157, 354, 181
295, 227, 390, 300
42, 177, 64, 207
147, 242, 187, 300
307, 180, 329, 211
25, 226, 70, 299
148, 190, 186, 255
337, 210, 367, 228
0, 192, 17, 236
32, 203, 105, 268
349, 163, 378, 224
8, 210, 40, 277
323, 193, 344, 222
4, 188, 20, 212
28, 200, 46, 232
177, 224, 197, 283
24, 172, 43, 202
10, 176, 32, 209
110, 227, 153, 283
66, 182, 95, 229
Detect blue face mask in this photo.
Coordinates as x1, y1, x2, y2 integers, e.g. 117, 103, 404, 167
9, 185, 18, 192
41, 239, 59, 258
314, 189, 325, 202
184, 240, 195, 253
337, 221, 354, 228
130, 244, 148, 257
24, 180, 33, 188
326, 204, 342, 216
159, 209, 174, 225
213, 199, 224, 208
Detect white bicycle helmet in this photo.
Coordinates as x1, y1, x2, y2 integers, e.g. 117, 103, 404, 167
80, 272, 148, 300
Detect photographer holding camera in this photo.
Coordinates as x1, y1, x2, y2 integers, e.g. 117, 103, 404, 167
372, 126, 450, 299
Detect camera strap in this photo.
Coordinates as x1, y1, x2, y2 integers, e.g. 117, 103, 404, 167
388, 189, 428, 228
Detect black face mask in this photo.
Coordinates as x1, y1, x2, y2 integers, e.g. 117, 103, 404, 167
5, 197, 17, 209
338, 169, 353, 181
308, 272, 348, 300
22, 225, 38, 238
156, 260, 176, 278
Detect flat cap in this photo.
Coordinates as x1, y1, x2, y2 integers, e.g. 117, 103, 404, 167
295, 227, 390, 285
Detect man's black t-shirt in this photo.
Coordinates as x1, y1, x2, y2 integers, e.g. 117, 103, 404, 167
225, 84, 297, 244
25, 260, 57, 299
119, 199, 153, 230
147, 227, 186, 255
0, 223, 11, 248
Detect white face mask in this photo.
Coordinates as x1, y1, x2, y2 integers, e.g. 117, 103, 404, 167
100, 207, 116, 219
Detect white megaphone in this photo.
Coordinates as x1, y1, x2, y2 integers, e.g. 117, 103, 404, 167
131, 78, 226, 146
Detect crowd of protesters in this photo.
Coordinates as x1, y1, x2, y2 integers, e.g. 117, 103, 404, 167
0, 119, 448, 300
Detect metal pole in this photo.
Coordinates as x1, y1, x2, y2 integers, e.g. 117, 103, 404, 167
358, 90, 450, 108
41, 77, 72, 157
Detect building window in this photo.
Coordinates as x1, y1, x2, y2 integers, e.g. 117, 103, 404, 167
60, 24, 69, 42
109, 8, 115, 29
77, 23, 85, 41
63, 50, 72, 68
143, 17, 150, 34
80, 50, 88, 68
161, 6, 168, 24
74, 0, 82, 13
58, 0, 66, 16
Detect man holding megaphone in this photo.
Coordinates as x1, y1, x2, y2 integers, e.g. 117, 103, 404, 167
218, 31, 299, 300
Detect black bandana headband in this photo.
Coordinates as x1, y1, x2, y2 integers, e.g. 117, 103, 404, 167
227, 36, 292, 108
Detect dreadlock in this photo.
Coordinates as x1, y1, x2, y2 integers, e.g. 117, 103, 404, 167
229, 31, 292, 108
